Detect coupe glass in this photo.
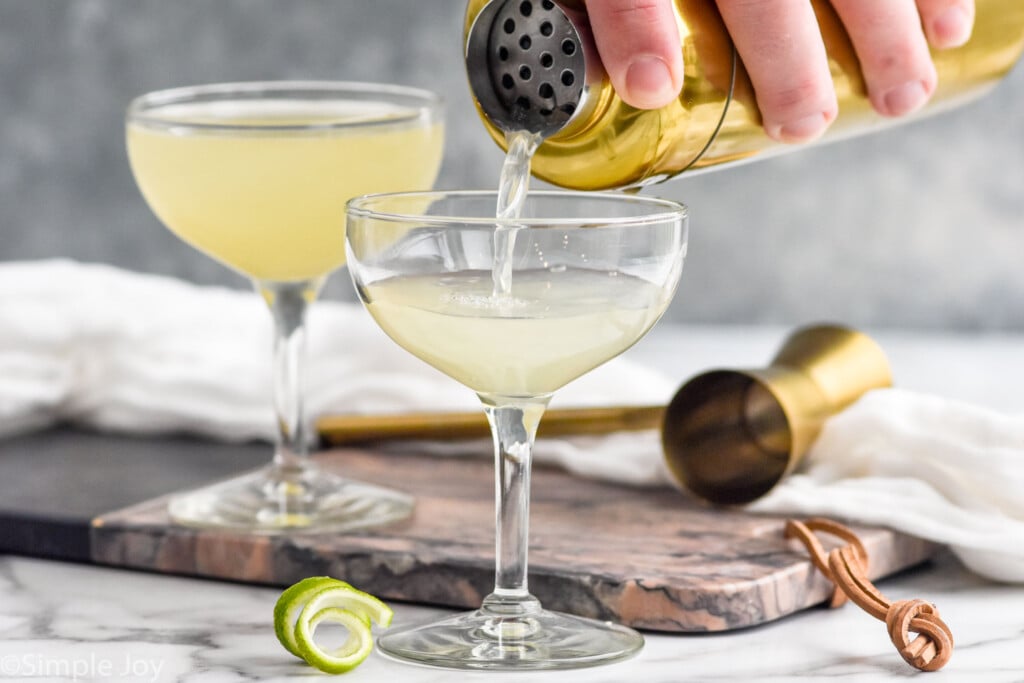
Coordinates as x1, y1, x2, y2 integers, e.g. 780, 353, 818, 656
346, 190, 688, 670
126, 82, 444, 532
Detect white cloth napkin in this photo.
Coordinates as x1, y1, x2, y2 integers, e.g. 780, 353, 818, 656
3, 260, 1023, 582
751, 388, 1024, 583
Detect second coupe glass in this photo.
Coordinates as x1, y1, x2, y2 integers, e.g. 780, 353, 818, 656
126, 81, 444, 532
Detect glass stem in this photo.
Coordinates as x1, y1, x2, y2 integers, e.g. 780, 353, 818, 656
259, 279, 323, 480
481, 396, 550, 614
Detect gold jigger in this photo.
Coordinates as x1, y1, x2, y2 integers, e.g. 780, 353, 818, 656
662, 324, 892, 506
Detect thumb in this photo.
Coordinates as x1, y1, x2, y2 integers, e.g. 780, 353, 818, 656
587, 0, 684, 109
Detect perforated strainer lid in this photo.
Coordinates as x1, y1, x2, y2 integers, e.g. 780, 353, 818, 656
466, 0, 588, 137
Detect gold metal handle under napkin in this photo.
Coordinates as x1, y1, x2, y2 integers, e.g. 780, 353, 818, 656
317, 405, 665, 446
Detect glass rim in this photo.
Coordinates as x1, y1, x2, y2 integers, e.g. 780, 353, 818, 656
346, 190, 688, 228
126, 80, 444, 132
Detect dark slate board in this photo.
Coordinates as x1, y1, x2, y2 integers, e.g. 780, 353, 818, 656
0, 428, 264, 561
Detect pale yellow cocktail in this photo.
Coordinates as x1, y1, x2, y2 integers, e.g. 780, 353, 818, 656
128, 99, 443, 282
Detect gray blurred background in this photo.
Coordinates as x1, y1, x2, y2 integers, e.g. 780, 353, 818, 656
1, 0, 1022, 330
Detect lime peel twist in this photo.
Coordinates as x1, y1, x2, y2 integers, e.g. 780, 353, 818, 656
274, 576, 394, 674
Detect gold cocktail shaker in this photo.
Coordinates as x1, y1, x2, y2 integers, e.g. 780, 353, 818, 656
465, 0, 1024, 190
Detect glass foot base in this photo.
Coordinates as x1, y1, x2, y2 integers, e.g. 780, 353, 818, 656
168, 466, 414, 533
377, 604, 644, 671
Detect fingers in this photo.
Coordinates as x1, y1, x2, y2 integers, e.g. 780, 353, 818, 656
830, 0, 938, 117
716, 0, 838, 143
587, 0, 975, 137
588, 0, 685, 109
916, 0, 975, 48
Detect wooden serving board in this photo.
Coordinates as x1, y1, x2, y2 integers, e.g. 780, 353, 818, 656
86, 446, 935, 633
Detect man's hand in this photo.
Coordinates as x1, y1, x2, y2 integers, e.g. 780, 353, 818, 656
587, 0, 975, 143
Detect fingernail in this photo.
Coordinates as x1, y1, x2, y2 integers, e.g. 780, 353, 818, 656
931, 6, 972, 47
625, 57, 676, 109
767, 113, 831, 143
881, 81, 930, 116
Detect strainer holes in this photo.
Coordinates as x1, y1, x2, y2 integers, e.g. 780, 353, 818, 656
516, 96, 531, 109
561, 39, 576, 55
561, 102, 576, 115
503, 18, 516, 34
541, 0, 554, 9
519, 65, 532, 80
519, 1, 532, 17
539, 52, 553, 68
539, 108, 553, 116
560, 70, 575, 86
497, 46, 510, 61
540, 21, 553, 36
519, 34, 532, 50
538, 82, 554, 98
502, 74, 515, 89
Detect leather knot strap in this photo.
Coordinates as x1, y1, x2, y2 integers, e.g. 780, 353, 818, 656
886, 599, 954, 672
785, 518, 953, 672
784, 518, 867, 608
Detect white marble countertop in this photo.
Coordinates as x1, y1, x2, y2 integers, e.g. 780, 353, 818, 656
3, 324, 1024, 682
